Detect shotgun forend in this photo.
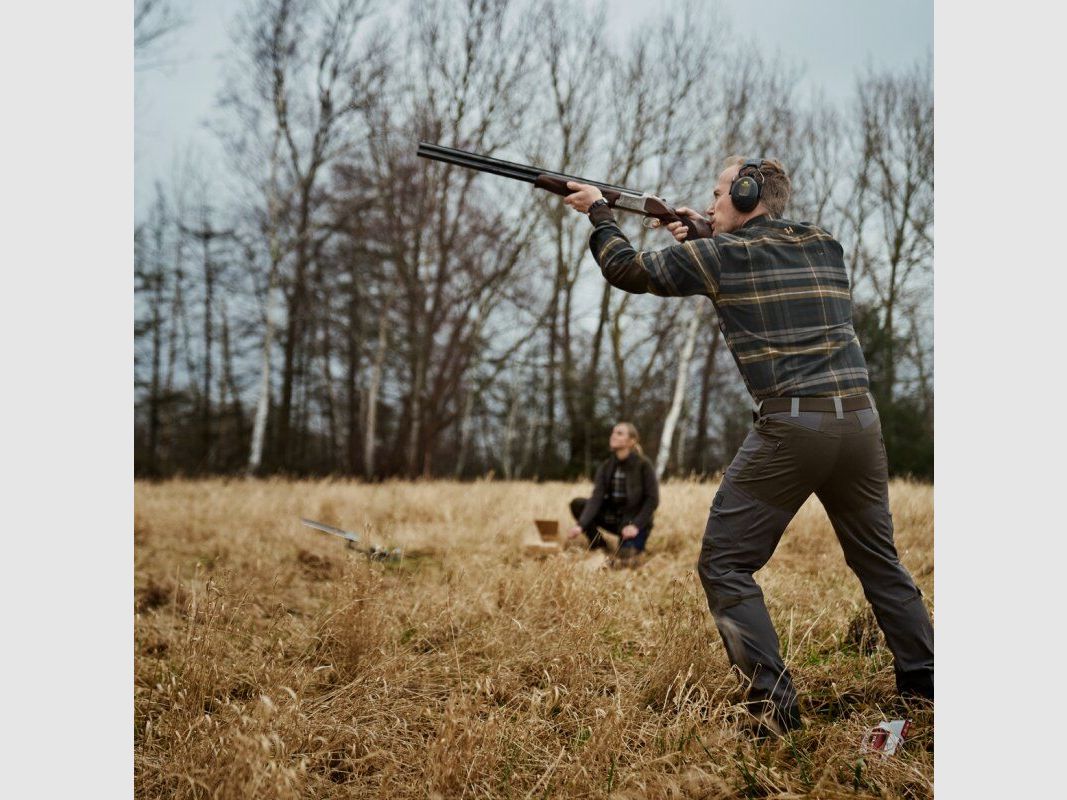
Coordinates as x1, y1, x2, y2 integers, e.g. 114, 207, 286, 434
416, 142, 709, 240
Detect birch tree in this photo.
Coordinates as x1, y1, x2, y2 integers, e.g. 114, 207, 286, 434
655, 303, 703, 478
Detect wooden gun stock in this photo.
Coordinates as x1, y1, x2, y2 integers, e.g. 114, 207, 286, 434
532, 174, 621, 204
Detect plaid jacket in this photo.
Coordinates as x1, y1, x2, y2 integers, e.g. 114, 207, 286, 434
588, 209, 870, 402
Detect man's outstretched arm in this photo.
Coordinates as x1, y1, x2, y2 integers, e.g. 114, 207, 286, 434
564, 181, 721, 298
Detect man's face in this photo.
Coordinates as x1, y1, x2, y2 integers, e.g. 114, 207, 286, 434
705, 166, 746, 236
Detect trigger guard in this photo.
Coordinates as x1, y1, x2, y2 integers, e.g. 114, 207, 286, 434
642, 217, 658, 229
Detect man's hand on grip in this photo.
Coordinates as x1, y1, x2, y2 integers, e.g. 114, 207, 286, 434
664, 207, 708, 242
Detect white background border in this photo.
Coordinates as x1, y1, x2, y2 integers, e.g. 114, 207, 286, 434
3, 1, 1065, 796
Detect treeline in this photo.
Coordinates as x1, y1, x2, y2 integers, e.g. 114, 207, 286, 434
134, 0, 933, 481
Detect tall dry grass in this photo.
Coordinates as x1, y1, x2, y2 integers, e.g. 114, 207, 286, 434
134, 478, 933, 799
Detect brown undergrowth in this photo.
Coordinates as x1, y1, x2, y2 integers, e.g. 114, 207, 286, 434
134, 478, 934, 799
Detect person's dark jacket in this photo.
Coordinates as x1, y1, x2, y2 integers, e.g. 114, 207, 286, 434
579, 452, 659, 530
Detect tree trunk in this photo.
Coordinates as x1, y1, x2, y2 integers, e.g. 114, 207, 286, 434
220, 299, 244, 434
199, 233, 214, 470
145, 238, 163, 477
655, 307, 701, 479
582, 282, 611, 474
294, 330, 311, 470
364, 295, 390, 480
247, 240, 283, 475
319, 313, 341, 471
182, 219, 233, 471
517, 403, 537, 480
693, 321, 721, 475
346, 279, 362, 474
278, 177, 316, 467
453, 386, 475, 479
407, 349, 426, 478
501, 387, 521, 480
543, 274, 561, 474
247, 306, 274, 476
609, 294, 631, 418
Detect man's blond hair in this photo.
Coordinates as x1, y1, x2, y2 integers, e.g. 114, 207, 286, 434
723, 155, 791, 217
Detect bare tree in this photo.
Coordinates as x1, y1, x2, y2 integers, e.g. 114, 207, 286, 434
851, 59, 934, 401
134, 188, 170, 475
342, 0, 538, 476
220, 0, 387, 471
528, 0, 609, 473
180, 202, 235, 470
788, 95, 848, 228
245, 131, 287, 475
362, 289, 391, 480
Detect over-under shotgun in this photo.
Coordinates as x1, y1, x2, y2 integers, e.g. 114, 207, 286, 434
416, 142, 708, 239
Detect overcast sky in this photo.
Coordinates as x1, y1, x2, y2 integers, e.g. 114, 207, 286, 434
134, 0, 932, 219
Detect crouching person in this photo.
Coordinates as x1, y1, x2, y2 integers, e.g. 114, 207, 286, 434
568, 422, 659, 560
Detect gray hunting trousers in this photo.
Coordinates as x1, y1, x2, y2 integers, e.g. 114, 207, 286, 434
697, 407, 934, 727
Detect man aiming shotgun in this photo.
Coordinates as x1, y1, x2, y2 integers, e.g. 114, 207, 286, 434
561, 158, 934, 735
417, 141, 934, 735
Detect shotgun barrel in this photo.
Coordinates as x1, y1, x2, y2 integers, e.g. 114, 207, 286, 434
415, 141, 709, 240
416, 142, 643, 196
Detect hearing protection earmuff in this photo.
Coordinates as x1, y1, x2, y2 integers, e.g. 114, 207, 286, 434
729, 159, 765, 212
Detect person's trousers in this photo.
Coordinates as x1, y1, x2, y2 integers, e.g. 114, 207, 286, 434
569, 497, 651, 551
697, 407, 934, 728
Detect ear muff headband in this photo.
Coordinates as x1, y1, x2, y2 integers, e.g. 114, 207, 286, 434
730, 158, 765, 213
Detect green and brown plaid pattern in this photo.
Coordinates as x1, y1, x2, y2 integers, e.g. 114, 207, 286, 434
588, 212, 870, 401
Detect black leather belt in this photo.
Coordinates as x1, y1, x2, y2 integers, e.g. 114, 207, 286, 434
757, 395, 872, 416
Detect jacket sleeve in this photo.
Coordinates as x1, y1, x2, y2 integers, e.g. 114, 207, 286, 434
587, 207, 722, 300
630, 458, 660, 529
579, 461, 607, 529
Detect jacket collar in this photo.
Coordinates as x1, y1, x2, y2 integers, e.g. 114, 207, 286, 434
741, 214, 773, 229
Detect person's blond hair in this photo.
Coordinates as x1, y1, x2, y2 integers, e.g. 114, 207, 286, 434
615, 421, 643, 456
723, 155, 791, 217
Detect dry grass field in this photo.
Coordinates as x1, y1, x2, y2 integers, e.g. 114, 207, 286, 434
134, 478, 934, 799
